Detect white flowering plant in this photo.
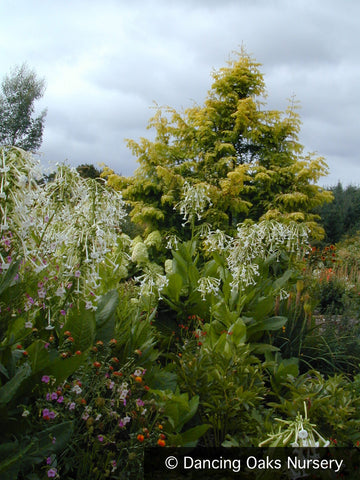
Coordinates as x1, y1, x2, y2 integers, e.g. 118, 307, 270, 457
0, 148, 129, 334
259, 402, 329, 447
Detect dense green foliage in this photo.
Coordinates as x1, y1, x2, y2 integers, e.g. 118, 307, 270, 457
319, 182, 360, 243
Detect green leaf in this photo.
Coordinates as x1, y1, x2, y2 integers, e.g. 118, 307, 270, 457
64, 303, 96, 352
27, 340, 57, 375
0, 363, 31, 406
48, 354, 87, 384
178, 424, 211, 446
164, 273, 183, 303
228, 318, 246, 344
247, 295, 275, 320
95, 290, 119, 342
0, 440, 31, 479
247, 316, 287, 338
188, 264, 200, 287
0, 259, 21, 297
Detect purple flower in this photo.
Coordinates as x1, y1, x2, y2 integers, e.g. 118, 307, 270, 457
47, 468, 57, 477
75, 270, 81, 278
46, 393, 51, 401
57, 396, 64, 403
51, 392, 58, 401
44, 343, 50, 349
42, 375, 50, 384
69, 402, 76, 410
49, 411, 56, 419
136, 398, 145, 407
98, 435, 104, 442
43, 408, 50, 418
46, 457, 52, 465
60, 309, 66, 316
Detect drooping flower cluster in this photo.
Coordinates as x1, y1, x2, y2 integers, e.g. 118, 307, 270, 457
204, 220, 309, 292
175, 181, 212, 226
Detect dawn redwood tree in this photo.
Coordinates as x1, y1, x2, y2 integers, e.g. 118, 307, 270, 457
104, 50, 332, 238
0, 63, 47, 151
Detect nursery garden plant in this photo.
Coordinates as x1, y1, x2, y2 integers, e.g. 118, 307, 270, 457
2, 51, 360, 480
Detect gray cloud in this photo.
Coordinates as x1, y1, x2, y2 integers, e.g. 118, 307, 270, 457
0, 0, 359, 186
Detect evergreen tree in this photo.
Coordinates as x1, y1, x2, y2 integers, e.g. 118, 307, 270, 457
104, 50, 332, 238
0, 63, 47, 151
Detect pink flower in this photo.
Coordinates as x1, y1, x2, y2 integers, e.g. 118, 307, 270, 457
47, 467, 57, 477
42, 375, 50, 383
98, 435, 104, 442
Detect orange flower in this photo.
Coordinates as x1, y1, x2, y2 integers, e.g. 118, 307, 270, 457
75, 350, 82, 355
64, 331, 71, 336
93, 361, 101, 368
137, 434, 144, 442
134, 376, 142, 383
157, 439, 166, 447
109, 338, 117, 345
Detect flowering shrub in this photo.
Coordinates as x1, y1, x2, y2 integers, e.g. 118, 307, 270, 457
21, 342, 168, 479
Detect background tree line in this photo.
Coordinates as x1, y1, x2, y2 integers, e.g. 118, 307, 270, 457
318, 182, 360, 244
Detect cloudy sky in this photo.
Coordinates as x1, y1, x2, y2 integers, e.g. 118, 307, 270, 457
0, 0, 359, 186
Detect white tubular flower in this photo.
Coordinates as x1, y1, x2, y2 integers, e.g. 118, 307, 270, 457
197, 276, 221, 300
203, 228, 231, 252
166, 234, 181, 251
226, 220, 309, 291
135, 269, 168, 300
176, 181, 212, 225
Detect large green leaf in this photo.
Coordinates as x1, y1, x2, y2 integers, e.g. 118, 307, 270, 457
247, 316, 287, 338
95, 290, 119, 342
0, 363, 31, 406
164, 273, 183, 303
178, 424, 211, 446
63, 303, 96, 352
228, 318, 246, 344
0, 259, 21, 297
48, 354, 87, 384
27, 340, 57, 375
